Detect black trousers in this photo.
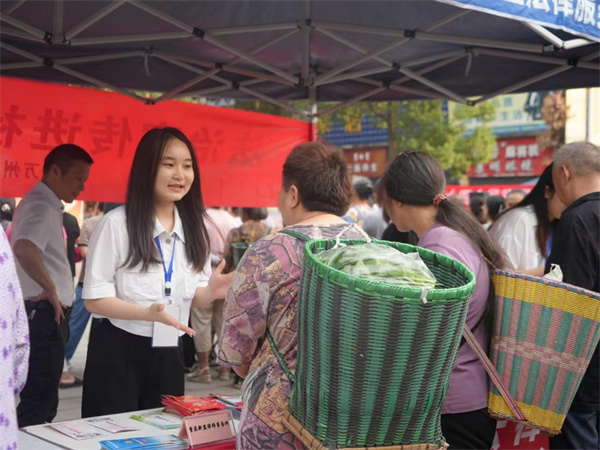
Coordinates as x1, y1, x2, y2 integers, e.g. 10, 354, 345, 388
549, 409, 600, 450
441, 408, 497, 450
17, 300, 69, 427
82, 319, 185, 418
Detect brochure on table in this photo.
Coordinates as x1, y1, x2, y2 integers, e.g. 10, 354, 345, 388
21, 408, 241, 450
21, 408, 183, 450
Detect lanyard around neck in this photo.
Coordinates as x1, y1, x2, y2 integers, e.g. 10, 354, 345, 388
154, 235, 176, 297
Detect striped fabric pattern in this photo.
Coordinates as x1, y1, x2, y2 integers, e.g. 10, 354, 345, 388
489, 270, 600, 435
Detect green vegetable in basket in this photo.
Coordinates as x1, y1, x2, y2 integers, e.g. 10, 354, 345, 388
316, 242, 437, 289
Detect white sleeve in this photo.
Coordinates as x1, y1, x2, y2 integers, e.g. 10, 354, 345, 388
82, 215, 121, 300
490, 211, 532, 270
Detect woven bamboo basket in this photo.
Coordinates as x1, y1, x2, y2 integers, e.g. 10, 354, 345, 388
284, 234, 476, 449
489, 270, 600, 435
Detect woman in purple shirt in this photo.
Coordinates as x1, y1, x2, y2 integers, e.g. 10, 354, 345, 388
382, 152, 507, 450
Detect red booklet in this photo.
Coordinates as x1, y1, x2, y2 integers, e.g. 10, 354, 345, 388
161, 395, 226, 417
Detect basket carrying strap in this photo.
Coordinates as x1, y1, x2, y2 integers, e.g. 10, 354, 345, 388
463, 327, 526, 422
263, 228, 311, 387
266, 329, 296, 385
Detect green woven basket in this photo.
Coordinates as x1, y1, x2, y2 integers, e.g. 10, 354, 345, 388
285, 236, 476, 448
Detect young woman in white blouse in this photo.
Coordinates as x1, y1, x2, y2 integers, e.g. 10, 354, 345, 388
488, 163, 566, 276
81, 127, 233, 417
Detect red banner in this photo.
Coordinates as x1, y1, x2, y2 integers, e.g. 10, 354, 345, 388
468, 137, 553, 179
446, 184, 534, 207
0, 77, 310, 206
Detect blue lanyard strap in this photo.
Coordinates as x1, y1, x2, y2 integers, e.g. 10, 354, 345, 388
154, 235, 176, 297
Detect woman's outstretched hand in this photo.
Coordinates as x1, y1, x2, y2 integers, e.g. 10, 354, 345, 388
147, 303, 195, 336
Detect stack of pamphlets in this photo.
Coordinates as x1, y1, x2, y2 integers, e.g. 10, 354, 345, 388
161, 395, 225, 417
99, 435, 188, 450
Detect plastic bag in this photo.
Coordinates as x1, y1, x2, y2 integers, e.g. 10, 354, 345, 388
316, 242, 437, 289
543, 263, 563, 282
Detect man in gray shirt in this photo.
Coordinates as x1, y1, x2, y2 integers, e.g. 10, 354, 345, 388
12, 144, 93, 426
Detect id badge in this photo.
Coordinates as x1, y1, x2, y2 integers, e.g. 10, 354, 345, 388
152, 303, 181, 348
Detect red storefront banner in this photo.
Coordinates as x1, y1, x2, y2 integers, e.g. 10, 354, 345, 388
0, 77, 310, 206
468, 137, 553, 179
446, 184, 534, 207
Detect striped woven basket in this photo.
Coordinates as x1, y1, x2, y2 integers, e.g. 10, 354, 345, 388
274, 232, 476, 449
489, 270, 600, 435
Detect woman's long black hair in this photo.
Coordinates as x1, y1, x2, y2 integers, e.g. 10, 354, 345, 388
382, 151, 506, 271
383, 151, 507, 332
124, 127, 209, 272
490, 163, 555, 258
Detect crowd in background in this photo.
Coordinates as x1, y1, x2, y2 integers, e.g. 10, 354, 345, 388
1, 135, 598, 450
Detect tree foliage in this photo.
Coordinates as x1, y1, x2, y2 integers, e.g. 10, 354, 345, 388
318, 99, 497, 177
537, 91, 567, 153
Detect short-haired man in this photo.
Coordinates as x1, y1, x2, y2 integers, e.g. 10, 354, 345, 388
547, 141, 600, 450
505, 188, 526, 210
13, 144, 93, 426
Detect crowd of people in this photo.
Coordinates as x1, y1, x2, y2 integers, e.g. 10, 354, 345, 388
0, 129, 598, 450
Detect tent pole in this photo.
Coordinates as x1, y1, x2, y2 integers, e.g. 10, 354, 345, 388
563, 39, 596, 50
398, 67, 466, 103
317, 26, 465, 72
155, 29, 299, 102
217, 65, 296, 86
208, 23, 297, 36
315, 9, 470, 38
155, 69, 221, 103
523, 22, 563, 48
238, 86, 310, 116
0, 12, 47, 40
53, 0, 64, 41
128, 1, 194, 33
473, 66, 571, 104
128, 0, 300, 84
201, 34, 300, 84
308, 85, 318, 141
64, 0, 126, 41
1, 61, 43, 70
315, 50, 466, 86
318, 87, 388, 117
176, 79, 264, 99
0, 27, 46, 43
388, 84, 449, 101
70, 32, 189, 46
314, 10, 470, 84
314, 36, 411, 85
54, 51, 145, 65
5, 0, 27, 15
473, 48, 600, 71
0, 41, 148, 103
393, 54, 467, 84
356, 77, 450, 101
301, 0, 311, 84
316, 66, 396, 86
414, 31, 544, 53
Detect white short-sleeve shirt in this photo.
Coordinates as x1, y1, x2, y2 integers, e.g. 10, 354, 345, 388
11, 181, 74, 305
489, 204, 545, 270
83, 206, 210, 337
